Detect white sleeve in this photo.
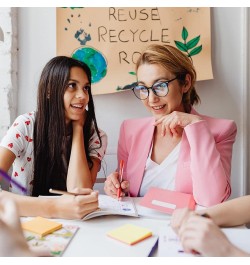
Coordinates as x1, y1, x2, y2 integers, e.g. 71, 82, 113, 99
89, 128, 108, 160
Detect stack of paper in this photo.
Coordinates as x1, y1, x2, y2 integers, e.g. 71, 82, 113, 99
22, 216, 62, 237
107, 224, 152, 245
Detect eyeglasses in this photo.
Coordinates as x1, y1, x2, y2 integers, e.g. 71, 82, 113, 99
132, 77, 178, 100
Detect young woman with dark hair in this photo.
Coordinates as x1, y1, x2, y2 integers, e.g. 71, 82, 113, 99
0, 56, 107, 219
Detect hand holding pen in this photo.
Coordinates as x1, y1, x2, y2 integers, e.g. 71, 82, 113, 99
103, 160, 130, 199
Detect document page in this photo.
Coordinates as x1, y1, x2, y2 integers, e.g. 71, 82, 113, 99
82, 195, 139, 220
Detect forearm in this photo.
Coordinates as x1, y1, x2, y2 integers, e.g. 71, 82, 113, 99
185, 121, 233, 206
198, 196, 250, 227
0, 191, 55, 218
228, 246, 250, 257
67, 126, 93, 190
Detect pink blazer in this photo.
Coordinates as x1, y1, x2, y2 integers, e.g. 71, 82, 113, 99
117, 109, 237, 207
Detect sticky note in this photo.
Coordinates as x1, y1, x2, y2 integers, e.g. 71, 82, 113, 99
107, 224, 152, 245
22, 216, 62, 237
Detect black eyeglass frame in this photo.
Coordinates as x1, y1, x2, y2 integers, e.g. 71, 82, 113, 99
132, 77, 178, 100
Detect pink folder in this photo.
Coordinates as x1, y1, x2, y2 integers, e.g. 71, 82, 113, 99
139, 187, 196, 214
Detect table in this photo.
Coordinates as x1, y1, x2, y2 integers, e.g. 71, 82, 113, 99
62, 198, 170, 257
23, 197, 248, 257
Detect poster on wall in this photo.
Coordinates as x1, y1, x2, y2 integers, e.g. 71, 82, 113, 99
57, 7, 212, 95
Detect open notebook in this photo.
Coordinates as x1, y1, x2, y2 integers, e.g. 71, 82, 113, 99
82, 194, 139, 220
38, 194, 138, 221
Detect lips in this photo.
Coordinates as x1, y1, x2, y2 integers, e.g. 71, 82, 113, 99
151, 105, 165, 110
70, 103, 84, 109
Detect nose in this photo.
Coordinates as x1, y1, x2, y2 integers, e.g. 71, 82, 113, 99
75, 89, 86, 99
148, 89, 158, 103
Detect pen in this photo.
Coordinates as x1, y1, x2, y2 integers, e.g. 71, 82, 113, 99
117, 160, 124, 200
0, 169, 27, 194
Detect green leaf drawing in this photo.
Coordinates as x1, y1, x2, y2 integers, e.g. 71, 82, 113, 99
116, 82, 137, 91
129, 71, 136, 75
174, 27, 202, 60
182, 27, 188, 41
188, 45, 202, 57
174, 41, 188, 52
186, 36, 200, 50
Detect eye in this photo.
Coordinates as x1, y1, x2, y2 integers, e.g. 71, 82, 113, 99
83, 85, 91, 91
135, 85, 147, 93
153, 82, 168, 91
67, 82, 77, 89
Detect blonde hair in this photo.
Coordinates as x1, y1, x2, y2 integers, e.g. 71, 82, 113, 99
136, 44, 200, 112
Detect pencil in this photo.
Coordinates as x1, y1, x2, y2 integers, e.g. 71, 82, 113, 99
0, 169, 27, 194
49, 189, 79, 196
49, 188, 93, 196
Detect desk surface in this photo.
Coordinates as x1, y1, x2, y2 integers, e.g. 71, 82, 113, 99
23, 198, 247, 257
62, 198, 170, 257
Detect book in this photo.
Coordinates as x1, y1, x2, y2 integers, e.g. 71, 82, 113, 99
139, 187, 196, 214
23, 224, 79, 257
107, 224, 152, 245
82, 194, 139, 220
22, 216, 62, 237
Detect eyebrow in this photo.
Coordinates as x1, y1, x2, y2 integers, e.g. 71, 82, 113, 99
68, 79, 90, 86
137, 77, 172, 85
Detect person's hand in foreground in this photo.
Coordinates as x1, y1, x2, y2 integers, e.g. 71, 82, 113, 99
173, 209, 249, 257
104, 172, 129, 199
171, 208, 195, 234
0, 197, 36, 256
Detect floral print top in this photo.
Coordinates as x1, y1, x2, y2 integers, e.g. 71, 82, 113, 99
0, 111, 107, 195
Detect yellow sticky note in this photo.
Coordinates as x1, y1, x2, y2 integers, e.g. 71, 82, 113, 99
22, 216, 62, 237
107, 224, 152, 245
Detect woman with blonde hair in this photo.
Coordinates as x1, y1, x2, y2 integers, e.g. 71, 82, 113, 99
104, 44, 236, 207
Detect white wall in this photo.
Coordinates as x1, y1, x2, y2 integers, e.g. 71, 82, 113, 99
17, 7, 248, 198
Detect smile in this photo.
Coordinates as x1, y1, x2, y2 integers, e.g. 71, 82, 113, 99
152, 105, 165, 110
70, 104, 84, 109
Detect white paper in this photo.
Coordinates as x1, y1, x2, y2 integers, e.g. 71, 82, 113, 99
158, 226, 250, 257
82, 195, 139, 220
158, 226, 193, 257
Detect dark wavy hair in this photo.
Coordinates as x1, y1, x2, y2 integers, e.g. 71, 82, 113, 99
136, 44, 200, 113
32, 56, 102, 196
